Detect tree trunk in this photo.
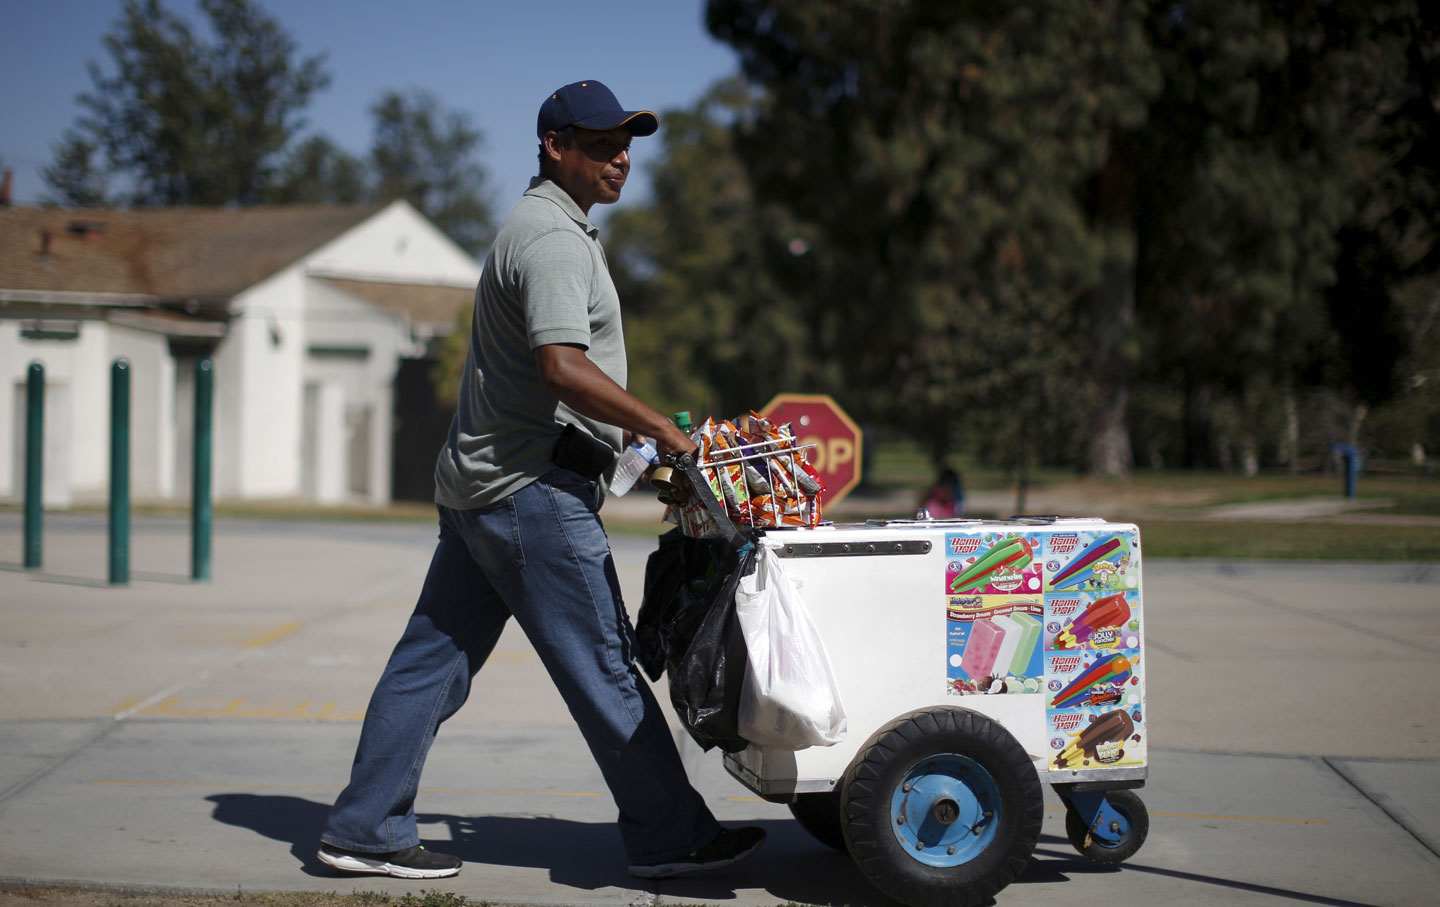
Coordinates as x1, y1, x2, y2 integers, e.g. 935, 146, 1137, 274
1087, 385, 1134, 477
1283, 391, 1300, 474
1083, 128, 1137, 478
1183, 376, 1214, 469
1348, 403, 1368, 448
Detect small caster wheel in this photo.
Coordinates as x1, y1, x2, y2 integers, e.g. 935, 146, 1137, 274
1065, 789, 1149, 864
840, 706, 1043, 907
788, 789, 845, 851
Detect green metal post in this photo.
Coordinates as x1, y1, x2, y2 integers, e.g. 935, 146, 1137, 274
24, 362, 44, 569
109, 358, 130, 585
192, 358, 213, 581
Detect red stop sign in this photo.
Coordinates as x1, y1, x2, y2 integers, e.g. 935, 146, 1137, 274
758, 393, 864, 505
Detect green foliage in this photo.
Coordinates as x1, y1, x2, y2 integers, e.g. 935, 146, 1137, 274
704, 1, 1163, 476
371, 89, 496, 256
1133, 0, 1439, 466
693, 0, 1439, 475
72, 0, 330, 206
432, 302, 471, 409
42, 131, 111, 206
270, 135, 369, 205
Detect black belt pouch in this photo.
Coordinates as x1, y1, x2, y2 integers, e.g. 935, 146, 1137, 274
552, 424, 614, 481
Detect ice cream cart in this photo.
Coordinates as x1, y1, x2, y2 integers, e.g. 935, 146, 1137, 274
648, 421, 1150, 907
723, 516, 1148, 907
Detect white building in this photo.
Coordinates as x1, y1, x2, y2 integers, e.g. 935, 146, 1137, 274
1, 200, 480, 508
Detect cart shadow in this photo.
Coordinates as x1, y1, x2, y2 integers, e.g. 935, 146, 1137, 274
656, 818, 911, 907
1020, 834, 1380, 906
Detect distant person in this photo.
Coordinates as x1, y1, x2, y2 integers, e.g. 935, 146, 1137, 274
921, 465, 965, 517
316, 80, 764, 881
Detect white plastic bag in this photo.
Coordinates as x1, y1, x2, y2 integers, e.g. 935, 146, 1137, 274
735, 545, 847, 749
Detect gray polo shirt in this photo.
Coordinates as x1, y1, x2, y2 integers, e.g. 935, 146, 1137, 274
434, 178, 627, 509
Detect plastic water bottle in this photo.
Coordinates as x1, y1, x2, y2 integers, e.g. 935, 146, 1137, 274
609, 437, 658, 497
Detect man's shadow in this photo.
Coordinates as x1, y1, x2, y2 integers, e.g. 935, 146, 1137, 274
207, 794, 635, 888
206, 793, 899, 902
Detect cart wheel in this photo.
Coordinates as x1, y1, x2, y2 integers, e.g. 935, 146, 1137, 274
788, 789, 846, 851
1064, 789, 1148, 864
840, 706, 1043, 907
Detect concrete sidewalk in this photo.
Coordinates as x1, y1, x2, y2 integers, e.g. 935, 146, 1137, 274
2, 511, 1438, 906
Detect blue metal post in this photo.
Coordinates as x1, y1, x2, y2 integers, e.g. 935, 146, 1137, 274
192, 358, 213, 581
1331, 443, 1359, 499
110, 358, 130, 585
24, 362, 44, 569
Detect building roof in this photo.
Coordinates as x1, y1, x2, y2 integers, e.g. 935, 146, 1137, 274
317, 277, 473, 333
0, 203, 386, 305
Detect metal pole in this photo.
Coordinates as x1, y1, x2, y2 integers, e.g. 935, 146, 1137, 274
192, 358, 213, 581
24, 362, 44, 569
109, 358, 130, 585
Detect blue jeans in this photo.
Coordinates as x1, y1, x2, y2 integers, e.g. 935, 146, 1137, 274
321, 468, 720, 863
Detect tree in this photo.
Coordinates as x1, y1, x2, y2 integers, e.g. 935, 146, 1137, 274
370, 90, 496, 256
1131, 0, 1437, 469
605, 78, 815, 421
51, 0, 328, 206
42, 132, 111, 207
705, 0, 1160, 480
269, 135, 369, 204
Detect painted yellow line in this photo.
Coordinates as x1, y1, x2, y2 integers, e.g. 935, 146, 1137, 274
241, 620, 305, 650
91, 780, 601, 797
119, 696, 367, 720
1044, 805, 1324, 825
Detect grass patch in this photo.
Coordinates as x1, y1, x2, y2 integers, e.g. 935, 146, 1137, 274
1139, 519, 1440, 561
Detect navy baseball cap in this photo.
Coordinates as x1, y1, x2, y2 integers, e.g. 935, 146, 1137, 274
537, 81, 658, 139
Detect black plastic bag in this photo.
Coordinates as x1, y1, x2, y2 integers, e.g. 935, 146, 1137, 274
636, 529, 756, 753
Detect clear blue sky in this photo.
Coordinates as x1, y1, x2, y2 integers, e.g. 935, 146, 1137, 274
0, 0, 740, 220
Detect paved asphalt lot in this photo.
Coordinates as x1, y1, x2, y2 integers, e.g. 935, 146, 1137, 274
0, 509, 1437, 906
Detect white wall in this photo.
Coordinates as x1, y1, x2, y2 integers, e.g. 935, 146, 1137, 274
108, 328, 176, 500
62, 325, 111, 500
0, 319, 174, 505
2, 323, 75, 508
302, 279, 406, 505
224, 271, 307, 498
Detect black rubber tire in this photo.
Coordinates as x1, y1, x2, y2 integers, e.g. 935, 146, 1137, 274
788, 789, 846, 851
840, 706, 1044, 907
1064, 789, 1149, 864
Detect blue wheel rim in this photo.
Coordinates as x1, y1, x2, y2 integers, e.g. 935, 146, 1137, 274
1088, 805, 1133, 849
888, 753, 1001, 867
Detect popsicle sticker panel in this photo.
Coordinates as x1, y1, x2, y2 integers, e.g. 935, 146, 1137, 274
946, 532, 1044, 595
1049, 705, 1146, 770
1044, 649, 1145, 771
1043, 528, 1141, 593
1046, 650, 1140, 709
1045, 590, 1141, 652
946, 595, 1044, 696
